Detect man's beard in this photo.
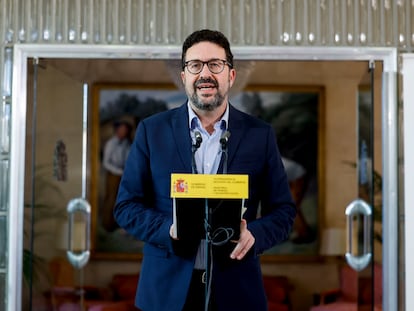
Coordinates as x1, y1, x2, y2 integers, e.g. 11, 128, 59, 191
188, 78, 226, 111
189, 92, 225, 111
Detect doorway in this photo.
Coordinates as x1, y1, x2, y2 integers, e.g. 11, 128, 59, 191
9, 45, 398, 311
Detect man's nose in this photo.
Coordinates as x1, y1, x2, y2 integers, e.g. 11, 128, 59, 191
199, 63, 211, 76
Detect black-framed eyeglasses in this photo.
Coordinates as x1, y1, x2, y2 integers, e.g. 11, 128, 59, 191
184, 59, 233, 74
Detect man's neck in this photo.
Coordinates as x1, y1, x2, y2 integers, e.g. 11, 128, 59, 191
192, 102, 227, 134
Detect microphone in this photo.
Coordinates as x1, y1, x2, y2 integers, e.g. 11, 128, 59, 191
220, 130, 230, 174
194, 131, 202, 149
220, 131, 231, 150
191, 131, 202, 174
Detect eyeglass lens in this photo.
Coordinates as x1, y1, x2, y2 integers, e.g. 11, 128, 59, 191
186, 60, 227, 74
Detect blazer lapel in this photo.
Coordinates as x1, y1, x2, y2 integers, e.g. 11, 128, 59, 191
171, 104, 193, 172
218, 104, 245, 173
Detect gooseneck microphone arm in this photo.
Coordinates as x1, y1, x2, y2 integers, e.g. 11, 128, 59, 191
205, 129, 231, 311
191, 131, 202, 174
220, 130, 231, 174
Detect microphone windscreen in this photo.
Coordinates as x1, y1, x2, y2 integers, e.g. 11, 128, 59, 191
220, 131, 231, 144
194, 131, 202, 147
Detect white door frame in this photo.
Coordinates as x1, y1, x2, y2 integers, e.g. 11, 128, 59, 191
402, 54, 414, 311
9, 44, 398, 311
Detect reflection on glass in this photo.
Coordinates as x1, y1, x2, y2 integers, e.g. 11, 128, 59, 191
412, 1, 414, 46
4, 0, 14, 42
319, 0, 329, 45
358, 0, 368, 45
397, 0, 406, 47
0, 102, 10, 155
80, 0, 90, 43
307, 0, 320, 45
0, 272, 4, 310
93, 0, 102, 43
0, 159, 10, 211
42, 0, 52, 42
17, 0, 26, 42
131, 0, 140, 43
29, 0, 39, 42
384, 0, 394, 46
244, 0, 253, 44
256, 0, 266, 45
106, 0, 114, 43
281, 0, 292, 44
332, 0, 342, 44
269, 0, 281, 44
179, 0, 189, 42
371, 0, 381, 45
231, 1, 241, 44
143, 0, 152, 44
55, 0, 64, 42
218, 0, 230, 39
167, 0, 178, 43
0, 0, 413, 48
119, 0, 128, 43
68, 0, 77, 42
294, 0, 304, 44
345, 0, 355, 44
2, 48, 13, 97
0, 216, 6, 268
157, 0, 168, 43
0, 0, 412, 48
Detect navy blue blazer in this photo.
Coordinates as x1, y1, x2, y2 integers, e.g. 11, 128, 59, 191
114, 103, 296, 311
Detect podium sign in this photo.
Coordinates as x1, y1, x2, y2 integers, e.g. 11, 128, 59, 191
171, 173, 249, 199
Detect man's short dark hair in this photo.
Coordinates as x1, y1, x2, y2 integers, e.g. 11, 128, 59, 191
181, 29, 234, 70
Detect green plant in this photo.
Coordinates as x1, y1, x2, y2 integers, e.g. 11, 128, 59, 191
23, 165, 66, 286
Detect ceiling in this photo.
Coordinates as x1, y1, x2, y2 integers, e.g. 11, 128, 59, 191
43, 58, 377, 92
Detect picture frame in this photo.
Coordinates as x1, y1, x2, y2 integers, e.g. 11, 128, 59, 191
90, 83, 186, 260
90, 83, 323, 261
230, 85, 324, 262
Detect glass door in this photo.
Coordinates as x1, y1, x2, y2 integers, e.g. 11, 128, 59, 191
13, 53, 394, 311
24, 58, 91, 311
344, 60, 379, 311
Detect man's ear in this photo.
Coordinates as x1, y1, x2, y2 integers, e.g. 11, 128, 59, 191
229, 69, 236, 88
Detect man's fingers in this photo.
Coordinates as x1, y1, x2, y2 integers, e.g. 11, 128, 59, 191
230, 219, 255, 260
170, 224, 178, 240
230, 235, 254, 260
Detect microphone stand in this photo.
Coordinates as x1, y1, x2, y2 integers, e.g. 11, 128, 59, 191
190, 131, 211, 310
204, 131, 230, 311
204, 197, 211, 311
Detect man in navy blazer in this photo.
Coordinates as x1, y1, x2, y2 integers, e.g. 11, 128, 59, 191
114, 29, 296, 311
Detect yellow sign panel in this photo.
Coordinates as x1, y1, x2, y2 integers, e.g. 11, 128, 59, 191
171, 173, 248, 199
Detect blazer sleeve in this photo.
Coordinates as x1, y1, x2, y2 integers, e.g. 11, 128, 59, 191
113, 120, 174, 253
245, 125, 297, 255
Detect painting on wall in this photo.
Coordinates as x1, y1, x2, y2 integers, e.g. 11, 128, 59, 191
90, 83, 323, 261
90, 83, 186, 260
230, 86, 323, 262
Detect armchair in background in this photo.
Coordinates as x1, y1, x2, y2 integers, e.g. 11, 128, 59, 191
310, 263, 382, 311
263, 275, 294, 311
46, 257, 112, 311
88, 274, 292, 311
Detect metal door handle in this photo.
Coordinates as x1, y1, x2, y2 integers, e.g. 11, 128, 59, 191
66, 197, 91, 269
345, 199, 372, 271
